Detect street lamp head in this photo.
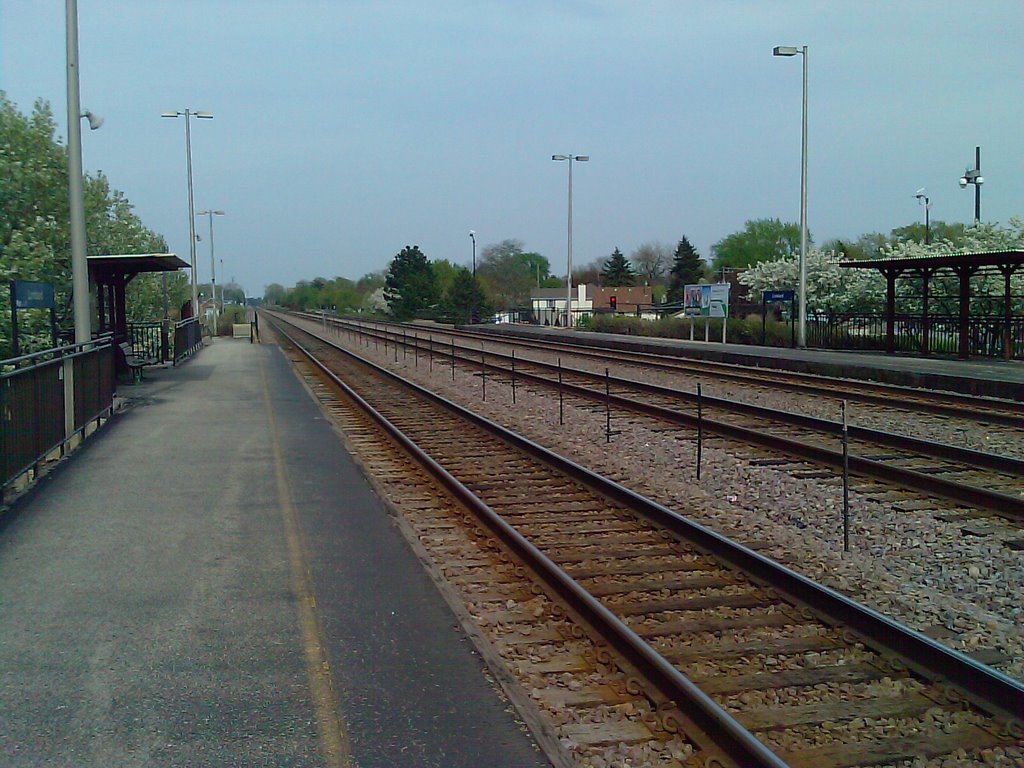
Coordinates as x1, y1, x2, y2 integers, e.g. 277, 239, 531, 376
552, 154, 569, 161
773, 45, 800, 56
959, 177, 968, 188
974, 176, 983, 186
195, 111, 214, 119
81, 110, 103, 130
575, 155, 590, 162
160, 111, 181, 118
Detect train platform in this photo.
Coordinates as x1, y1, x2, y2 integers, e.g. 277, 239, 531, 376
0, 338, 550, 767
471, 324, 1024, 401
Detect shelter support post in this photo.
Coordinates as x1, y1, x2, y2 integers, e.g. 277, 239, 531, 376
954, 265, 979, 360
1000, 266, 1016, 361
918, 268, 936, 356
883, 268, 898, 355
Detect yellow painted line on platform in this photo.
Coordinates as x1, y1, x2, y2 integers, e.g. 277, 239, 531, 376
260, 355, 350, 768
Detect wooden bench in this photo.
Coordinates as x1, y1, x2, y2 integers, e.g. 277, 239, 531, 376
118, 341, 156, 383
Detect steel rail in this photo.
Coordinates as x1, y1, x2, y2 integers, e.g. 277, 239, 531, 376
387, 330, 1022, 476
451, 323, 1024, 418
351, 316, 1023, 426
270, 312, 1024, 735
268, 314, 788, 768
319, 316, 1024, 518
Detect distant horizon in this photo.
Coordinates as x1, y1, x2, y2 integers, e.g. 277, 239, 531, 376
3, 2, 1021, 295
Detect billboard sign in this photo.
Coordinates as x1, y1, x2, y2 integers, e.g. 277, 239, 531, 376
706, 283, 729, 318
683, 284, 703, 316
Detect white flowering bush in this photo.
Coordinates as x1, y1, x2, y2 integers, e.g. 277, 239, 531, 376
740, 219, 1024, 318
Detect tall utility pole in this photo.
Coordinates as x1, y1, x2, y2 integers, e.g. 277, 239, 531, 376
196, 209, 224, 327
773, 44, 808, 348
552, 154, 589, 327
66, 0, 90, 344
162, 109, 213, 318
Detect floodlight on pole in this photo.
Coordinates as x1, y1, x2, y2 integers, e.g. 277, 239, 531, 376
914, 189, 931, 245
958, 146, 983, 224
773, 43, 809, 348
196, 209, 225, 328
552, 154, 589, 328
162, 109, 213, 321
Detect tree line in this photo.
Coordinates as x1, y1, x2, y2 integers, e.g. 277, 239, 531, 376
1, 94, 183, 358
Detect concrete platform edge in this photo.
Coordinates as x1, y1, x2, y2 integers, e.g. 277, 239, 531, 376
281, 348, 572, 768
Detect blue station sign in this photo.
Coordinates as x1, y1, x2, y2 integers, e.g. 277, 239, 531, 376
13, 280, 56, 309
762, 289, 795, 303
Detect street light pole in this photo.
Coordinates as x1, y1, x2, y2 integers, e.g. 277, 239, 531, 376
469, 230, 476, 323
773, 45, 808, 348
66, 0, 96, 344
552, 154, 589, 327
162, 109, 212, 320
196, 209, 224, 330
914, 190, 931, 245
958, 146, 983, 224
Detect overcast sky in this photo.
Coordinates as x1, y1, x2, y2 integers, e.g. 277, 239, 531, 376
2, 1, 1021, 296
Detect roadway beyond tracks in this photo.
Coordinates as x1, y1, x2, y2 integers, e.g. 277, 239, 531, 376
265, 311, 1024, 768
0, 339, 549, 768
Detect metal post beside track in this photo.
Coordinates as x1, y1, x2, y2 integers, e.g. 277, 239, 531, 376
696, 382, 703, 480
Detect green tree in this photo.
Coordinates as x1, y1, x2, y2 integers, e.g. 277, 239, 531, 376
384, 245, 437, 319
444, 266, 491, 324
666, 236, 706, 302
431, 259, 461, 302
600, 248, 635, 286
476, 238, 550, 307
711, 218, 808, 271
1, 93, 172, 355
890, 220, 966, 248
264, 283, 287, 305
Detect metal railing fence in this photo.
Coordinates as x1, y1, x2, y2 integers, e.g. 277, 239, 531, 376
173, 318, 203, 364
1, 339, 115, 499
126, 321, 167, 362
807, 313, 1024, 358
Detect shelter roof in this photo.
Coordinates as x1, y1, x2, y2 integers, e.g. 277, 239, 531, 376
88, 253, 189, 276
840, 249, 1024, 272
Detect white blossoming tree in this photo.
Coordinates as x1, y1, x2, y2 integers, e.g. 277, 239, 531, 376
740, 218, 1024, 318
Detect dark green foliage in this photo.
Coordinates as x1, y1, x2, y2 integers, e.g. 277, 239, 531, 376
444, 266, 492, 324
476, 239, 551, 307
1, 93, 172, 356
384, 245, 437, 319
600, 248, 635, 286
666, 236, 705, 302
711, 218, 809, 271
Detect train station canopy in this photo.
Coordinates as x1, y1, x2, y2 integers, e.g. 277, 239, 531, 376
840, 249, 1024, 359
88, 253, 190, 338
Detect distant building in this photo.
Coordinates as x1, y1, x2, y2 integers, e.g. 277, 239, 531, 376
530, 284, 653, 326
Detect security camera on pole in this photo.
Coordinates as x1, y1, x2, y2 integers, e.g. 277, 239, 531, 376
958, 146, 983, 224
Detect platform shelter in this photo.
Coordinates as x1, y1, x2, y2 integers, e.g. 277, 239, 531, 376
88, 252, 189, 340
840, 249, 1024, 360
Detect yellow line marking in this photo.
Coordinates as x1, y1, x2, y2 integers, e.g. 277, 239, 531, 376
260, 354, 350, 768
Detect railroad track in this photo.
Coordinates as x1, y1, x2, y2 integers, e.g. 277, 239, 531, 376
298, 314, 1024, 525
265, 311, 1024, 768
340, 316, 1024, 427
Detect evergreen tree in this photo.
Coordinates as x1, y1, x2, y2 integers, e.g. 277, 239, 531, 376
599, 248, 635, 286
384, 245, 437, 320
667, 236, 705, 302
445, 266, 491, 323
